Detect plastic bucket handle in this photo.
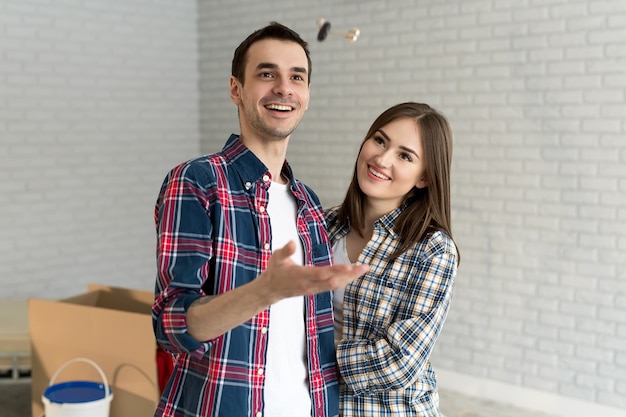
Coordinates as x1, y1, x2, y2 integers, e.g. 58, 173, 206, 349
48, 357, 111, 398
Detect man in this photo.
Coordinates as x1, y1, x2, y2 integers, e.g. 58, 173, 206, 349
152, 22, 368, 417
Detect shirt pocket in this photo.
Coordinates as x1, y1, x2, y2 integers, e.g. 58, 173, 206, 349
310, 241, 332, 267
351, 271, 399, 337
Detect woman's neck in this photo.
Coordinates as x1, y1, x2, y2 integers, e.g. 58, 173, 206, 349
361, 200, 396, 233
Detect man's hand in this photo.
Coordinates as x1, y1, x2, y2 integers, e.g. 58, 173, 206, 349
188, 241, 368, 342
258, 241, 369, 304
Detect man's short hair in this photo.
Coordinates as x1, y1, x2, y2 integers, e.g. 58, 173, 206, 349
231, 21, 311, 85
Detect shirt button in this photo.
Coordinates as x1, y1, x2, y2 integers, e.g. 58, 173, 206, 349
262, 174, 270, 182
261, 327, 267, 334
264, 243, 270, 250
257, 368, 264, 375
245, 181, 252, 190
259, 205, 265, 213
256, 412, 262, 417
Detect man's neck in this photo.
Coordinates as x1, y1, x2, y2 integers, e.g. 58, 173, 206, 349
239, 134, 289, 183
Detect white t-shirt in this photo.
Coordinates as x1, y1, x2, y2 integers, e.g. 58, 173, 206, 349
332, 236, 351, 343
263, 180, 311, 417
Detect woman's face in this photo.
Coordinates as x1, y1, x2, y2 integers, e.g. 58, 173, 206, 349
357, 117, 428, 212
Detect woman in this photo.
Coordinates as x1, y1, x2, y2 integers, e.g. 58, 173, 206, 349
326, 102, 459, 416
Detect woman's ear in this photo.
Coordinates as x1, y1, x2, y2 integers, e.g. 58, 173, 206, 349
416, 175, 428, 189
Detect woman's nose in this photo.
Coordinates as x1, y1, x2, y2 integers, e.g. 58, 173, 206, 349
374, 151, 392, 168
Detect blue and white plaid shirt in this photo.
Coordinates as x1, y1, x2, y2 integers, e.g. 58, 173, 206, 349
326, 205, 457, 417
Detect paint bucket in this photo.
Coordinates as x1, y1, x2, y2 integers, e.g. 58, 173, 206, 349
42, 357, 113, 417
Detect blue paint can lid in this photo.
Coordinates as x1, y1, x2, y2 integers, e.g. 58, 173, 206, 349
43, 381, 109, 404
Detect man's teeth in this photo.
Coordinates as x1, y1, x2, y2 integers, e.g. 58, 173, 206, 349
266, 104, 292, 111
369, 167, 389, 180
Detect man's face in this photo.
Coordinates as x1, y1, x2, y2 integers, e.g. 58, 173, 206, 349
230, 39, 310, 142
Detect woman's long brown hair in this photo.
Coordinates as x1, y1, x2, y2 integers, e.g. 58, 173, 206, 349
337, 102, 459, 262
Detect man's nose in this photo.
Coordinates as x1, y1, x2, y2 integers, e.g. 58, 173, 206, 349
272, 77, 293, 96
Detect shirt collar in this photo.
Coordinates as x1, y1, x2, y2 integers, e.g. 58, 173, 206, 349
222, 134, 296, 188
327, 203, 404, 240
375, 205, 403, 235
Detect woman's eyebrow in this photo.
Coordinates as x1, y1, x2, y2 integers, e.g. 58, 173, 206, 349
377, 129, 420, 158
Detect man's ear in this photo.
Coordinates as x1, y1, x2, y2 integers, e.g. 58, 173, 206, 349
229, 76, 242, 105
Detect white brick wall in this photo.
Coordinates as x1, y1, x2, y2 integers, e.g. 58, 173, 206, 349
195, 0, 626, 413
0, 0, 200, 298
2, 0, 624, 413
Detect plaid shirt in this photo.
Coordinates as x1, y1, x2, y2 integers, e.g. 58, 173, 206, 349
326, 205, 457, 417
153, 134, 338, 417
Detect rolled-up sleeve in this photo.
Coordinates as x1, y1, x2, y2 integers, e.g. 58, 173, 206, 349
152, 162, 215, 358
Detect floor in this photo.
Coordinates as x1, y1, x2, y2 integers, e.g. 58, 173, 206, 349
0, 382, 31, 417
0, 380, 561, 417
439, 389, 559, 417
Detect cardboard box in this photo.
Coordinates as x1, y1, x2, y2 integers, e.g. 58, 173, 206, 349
29, 284, 160, 417
0, 299, 31, 379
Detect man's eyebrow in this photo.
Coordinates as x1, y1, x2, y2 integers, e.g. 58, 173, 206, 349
292, 66, 308, 75
256, 62, 278, 71
255, 62, 308, 75
377, 129, 420, 158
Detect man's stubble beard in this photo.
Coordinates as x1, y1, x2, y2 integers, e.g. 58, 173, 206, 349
242, 104, 302, 142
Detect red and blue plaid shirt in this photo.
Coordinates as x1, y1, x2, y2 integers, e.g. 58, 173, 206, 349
153, 134, 338, 417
